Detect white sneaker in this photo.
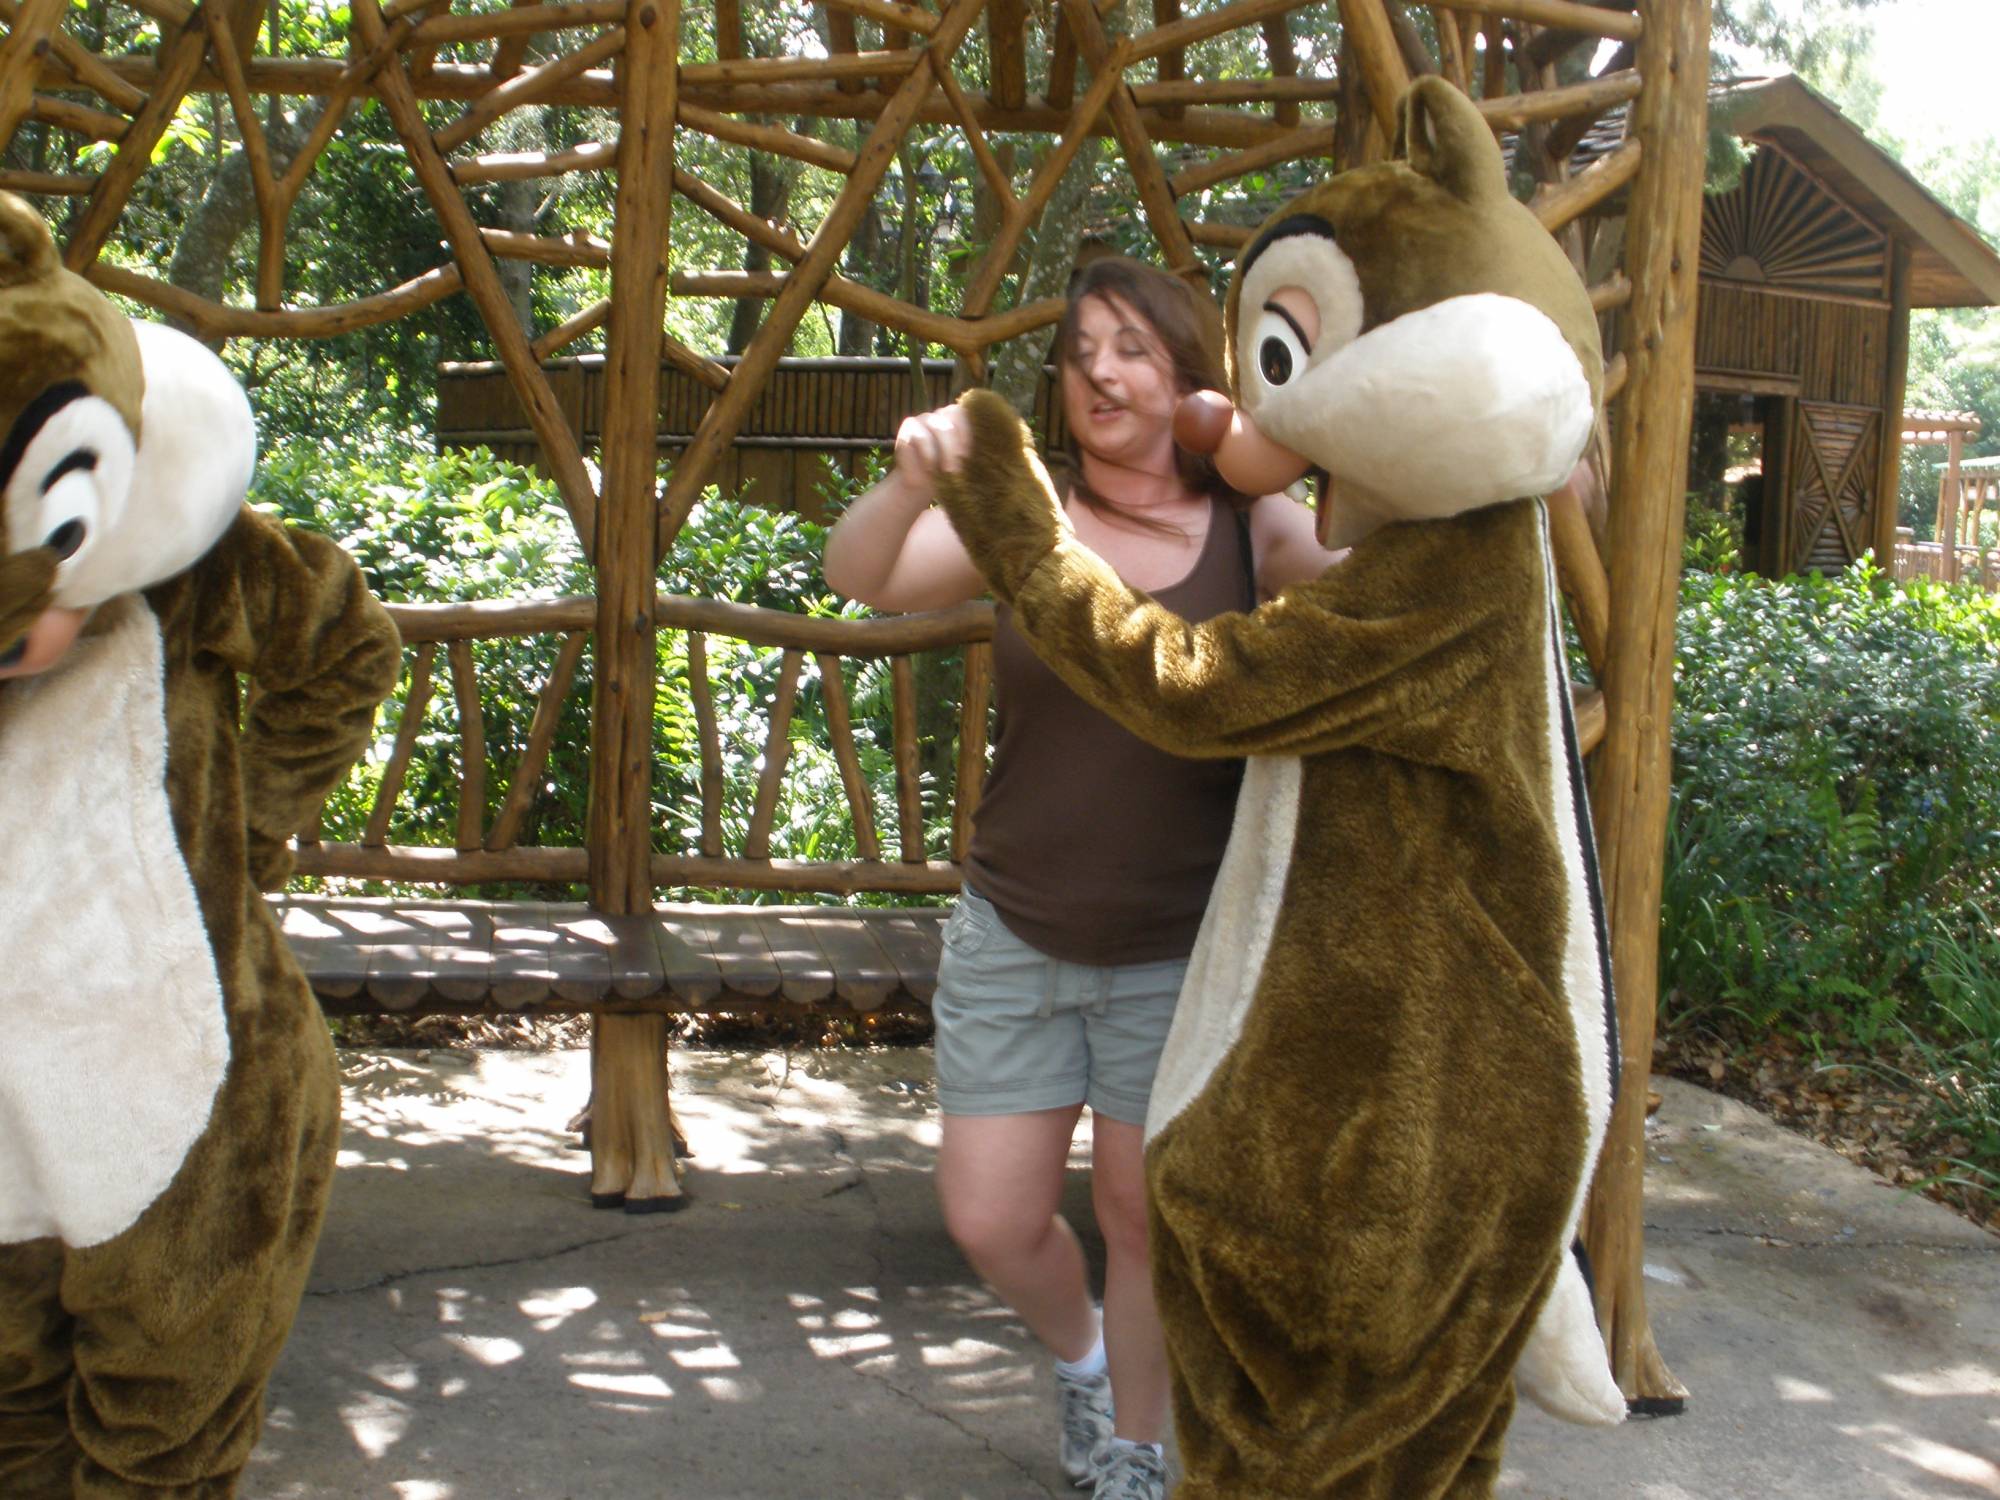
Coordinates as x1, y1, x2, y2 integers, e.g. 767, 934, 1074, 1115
1055, 1365, 1115, 1487
1092, 1439, 1167, 1500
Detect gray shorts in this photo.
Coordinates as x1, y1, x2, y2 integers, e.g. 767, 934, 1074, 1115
931, 887, 1188, 1125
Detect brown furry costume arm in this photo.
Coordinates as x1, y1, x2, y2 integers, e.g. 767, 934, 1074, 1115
934, 390, 1529, 760
183, 508, 402, 887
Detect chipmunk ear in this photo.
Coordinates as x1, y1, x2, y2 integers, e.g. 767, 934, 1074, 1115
0, 192, 60, 291
1394, 76, 1507, 203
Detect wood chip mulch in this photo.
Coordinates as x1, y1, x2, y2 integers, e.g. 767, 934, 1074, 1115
1654, 1026, 2000, 1237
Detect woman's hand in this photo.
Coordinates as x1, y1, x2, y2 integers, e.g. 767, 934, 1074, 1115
891, 405, 973, 492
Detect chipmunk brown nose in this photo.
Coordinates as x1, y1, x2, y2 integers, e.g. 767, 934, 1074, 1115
1174, 390, 1234, 454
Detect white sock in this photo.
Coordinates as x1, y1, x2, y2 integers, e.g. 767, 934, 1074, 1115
1055, 1324, 1107, 1380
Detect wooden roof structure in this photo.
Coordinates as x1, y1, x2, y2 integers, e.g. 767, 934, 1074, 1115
0, 0, 1713, 1405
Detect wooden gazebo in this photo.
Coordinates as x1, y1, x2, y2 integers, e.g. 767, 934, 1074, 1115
1895, 408, 1995, 589
1696, 77, 2000, 578
0, 0, 1711, 1405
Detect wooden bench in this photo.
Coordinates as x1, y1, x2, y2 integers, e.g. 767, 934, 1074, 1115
280, 593, 989, 1213
274, 895, 946, 1018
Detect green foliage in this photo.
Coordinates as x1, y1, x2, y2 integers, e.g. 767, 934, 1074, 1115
1662, 563, 2000, 1049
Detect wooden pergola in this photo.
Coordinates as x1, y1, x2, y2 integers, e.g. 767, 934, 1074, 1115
1894, 408, 1994, 589
0, 0, 1710, 1404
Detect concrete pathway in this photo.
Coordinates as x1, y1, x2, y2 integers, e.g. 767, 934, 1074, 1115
246, 1047, 1999, 1499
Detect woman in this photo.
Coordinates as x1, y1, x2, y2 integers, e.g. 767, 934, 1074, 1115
823, 257, 1343, 1500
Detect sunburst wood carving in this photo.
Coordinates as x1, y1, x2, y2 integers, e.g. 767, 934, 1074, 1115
1702, 145, 1888, 300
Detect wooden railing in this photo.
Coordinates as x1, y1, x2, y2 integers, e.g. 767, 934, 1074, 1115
1891, 531, 1999, 592
294, 595, 996, 896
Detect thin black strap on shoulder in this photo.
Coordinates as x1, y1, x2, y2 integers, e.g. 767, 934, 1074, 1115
1234, 505, 1256, 609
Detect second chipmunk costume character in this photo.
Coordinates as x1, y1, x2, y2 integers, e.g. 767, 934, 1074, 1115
933, 78, 1625, 1497
0, 191, 400, 1497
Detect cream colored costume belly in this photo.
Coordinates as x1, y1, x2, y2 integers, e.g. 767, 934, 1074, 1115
1146, 754, 1301, 1143
0, 593, 228, 1248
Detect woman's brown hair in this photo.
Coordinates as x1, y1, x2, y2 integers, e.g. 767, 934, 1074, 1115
1051, 255, 1252, 526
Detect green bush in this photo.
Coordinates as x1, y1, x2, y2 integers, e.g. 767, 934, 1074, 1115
253, 438, 965, 901
1662, 561, 2000, 1045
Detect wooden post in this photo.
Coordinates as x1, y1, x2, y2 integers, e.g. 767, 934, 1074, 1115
1334, 0, 1410, 146
1579, 0, 1708, 1410
1941, 429, 1964, 583
1872, 240, 1912, 566
588, 0, 682, 1214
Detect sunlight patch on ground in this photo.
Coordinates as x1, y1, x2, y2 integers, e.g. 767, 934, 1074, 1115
390, 1482, 454, 1500
921, 1336, 1012, 1368
339, 1390, 412, 1459
1773, 1374, 1834, 1403
519, 1285, 597, 1329
443, 1333, 524, 1367
1840, 1424, 2000, 1490
1878, 1364, 2000, 1399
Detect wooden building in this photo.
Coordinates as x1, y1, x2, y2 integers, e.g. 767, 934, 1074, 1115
1695, 77, 2000, 577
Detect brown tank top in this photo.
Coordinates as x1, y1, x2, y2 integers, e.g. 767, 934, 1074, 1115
962, 497, 1253, 965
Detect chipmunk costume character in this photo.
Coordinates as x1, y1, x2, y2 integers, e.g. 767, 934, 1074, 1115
0, 192, 399, 1497
933, 79, 1624, 1497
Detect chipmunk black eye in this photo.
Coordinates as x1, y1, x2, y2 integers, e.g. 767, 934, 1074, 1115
46, 519, 86, 560
1260, 337, 1294, 386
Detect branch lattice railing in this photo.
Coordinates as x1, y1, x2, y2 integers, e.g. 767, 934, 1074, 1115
1, 0, 1709, 1400
297, 596, 996, 895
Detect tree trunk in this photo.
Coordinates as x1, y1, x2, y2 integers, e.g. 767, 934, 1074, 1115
166, 103, 319, 316
837, 200, 884, 355
728, 150, 795, 354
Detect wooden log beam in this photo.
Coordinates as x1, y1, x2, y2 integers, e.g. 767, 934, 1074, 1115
432, 24, 627, 154
0, 169, 95, 195
671, 268, 1063, 353
290, 840, 968, 895
413, 0, 627, 44
1590, 270, 1633, 312
352, 0, 602, 554
2, 0, 147, 111
1263, 14, 1300, 125
589, 0, 677, 916
59, 49, 1327, 149
961, 33, 1130, 318
1059, 0, 1199, 279
587, 0, 682, 1216
816, 654, 882, 862
533, 296, 656, 365
488, 629, 590, 852
685, 631, 727, 857
1478, 68, 1641, 128
61, 5, 210, 271
1335, 0, 1411, 143
654, 0, 987, 557
1872, 240, 1912, 564
678, 100, 856, 174
1125, 0, 1300, 66
891, 654, 924, 862
86, 257, 466, 339
1580, 0, 1705, 1411
1131, 77, 1336, 108
364, 643, 438, 847
1532, 137, 1641, 231
26, 94, 128, 142
0, 0, 70, 151
453, 138, 618, 183
826, 0, 939, 35
448, 639, 488, 851
383, 592, 994, 650
679, 49, 921, 88
989, 0, 1027, 109
1429, 0, 1641, 40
